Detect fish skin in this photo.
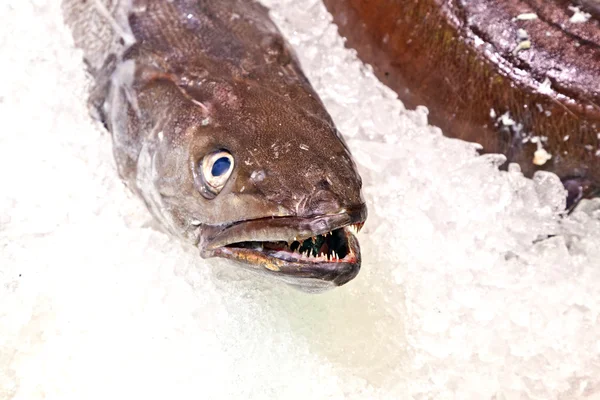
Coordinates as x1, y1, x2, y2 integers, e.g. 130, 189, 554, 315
62, 0, 367, 290
323, 0, 600, 209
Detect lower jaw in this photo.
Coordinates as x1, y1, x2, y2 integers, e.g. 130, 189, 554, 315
218, 265, 357, 293
205, 233, 361, 289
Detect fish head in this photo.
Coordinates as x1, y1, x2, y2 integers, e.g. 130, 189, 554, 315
136, 74, 367, 292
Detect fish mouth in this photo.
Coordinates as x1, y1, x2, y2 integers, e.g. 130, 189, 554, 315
200, 205, 367, 291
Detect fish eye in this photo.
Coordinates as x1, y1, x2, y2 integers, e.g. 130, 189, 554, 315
196, 150, 235, 199
211, 156, 232, 177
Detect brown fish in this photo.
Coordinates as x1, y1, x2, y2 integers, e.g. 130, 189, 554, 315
62, 0, 367, 291
324, 0, 600, 208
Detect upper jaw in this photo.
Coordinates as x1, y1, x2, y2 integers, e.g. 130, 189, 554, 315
201, 204, 366, 250
198, 204, 367, 290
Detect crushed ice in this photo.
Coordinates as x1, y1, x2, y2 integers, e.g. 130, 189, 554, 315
1, 0, 600, 399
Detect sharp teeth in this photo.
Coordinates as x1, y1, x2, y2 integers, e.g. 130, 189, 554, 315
348, 223, 364, 235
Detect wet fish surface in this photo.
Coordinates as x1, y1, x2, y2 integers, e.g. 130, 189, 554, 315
62, 0, 367, 292
324, 0, 600, 209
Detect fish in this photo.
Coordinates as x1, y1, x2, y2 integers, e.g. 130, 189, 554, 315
324, 0, 600, 209
62, 0, 367, 292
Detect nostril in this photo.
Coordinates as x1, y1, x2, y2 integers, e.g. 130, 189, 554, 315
316, 178, 332, 190
302, 190, 341, 216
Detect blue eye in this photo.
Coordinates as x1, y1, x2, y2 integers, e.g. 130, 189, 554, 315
211, 157, 232, 177
197, 150, 235, 199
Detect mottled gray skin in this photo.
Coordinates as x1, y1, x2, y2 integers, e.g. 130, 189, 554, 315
62, 0, 367, 291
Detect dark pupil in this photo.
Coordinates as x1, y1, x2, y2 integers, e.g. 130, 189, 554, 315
211, 157, 231, 177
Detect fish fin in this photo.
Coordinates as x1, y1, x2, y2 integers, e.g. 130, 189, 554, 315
563, 177, 600, 213
86, 54, 118, 128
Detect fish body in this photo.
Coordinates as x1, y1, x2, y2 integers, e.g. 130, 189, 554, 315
62, 0, 367, 291
324, 0, 600, 208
